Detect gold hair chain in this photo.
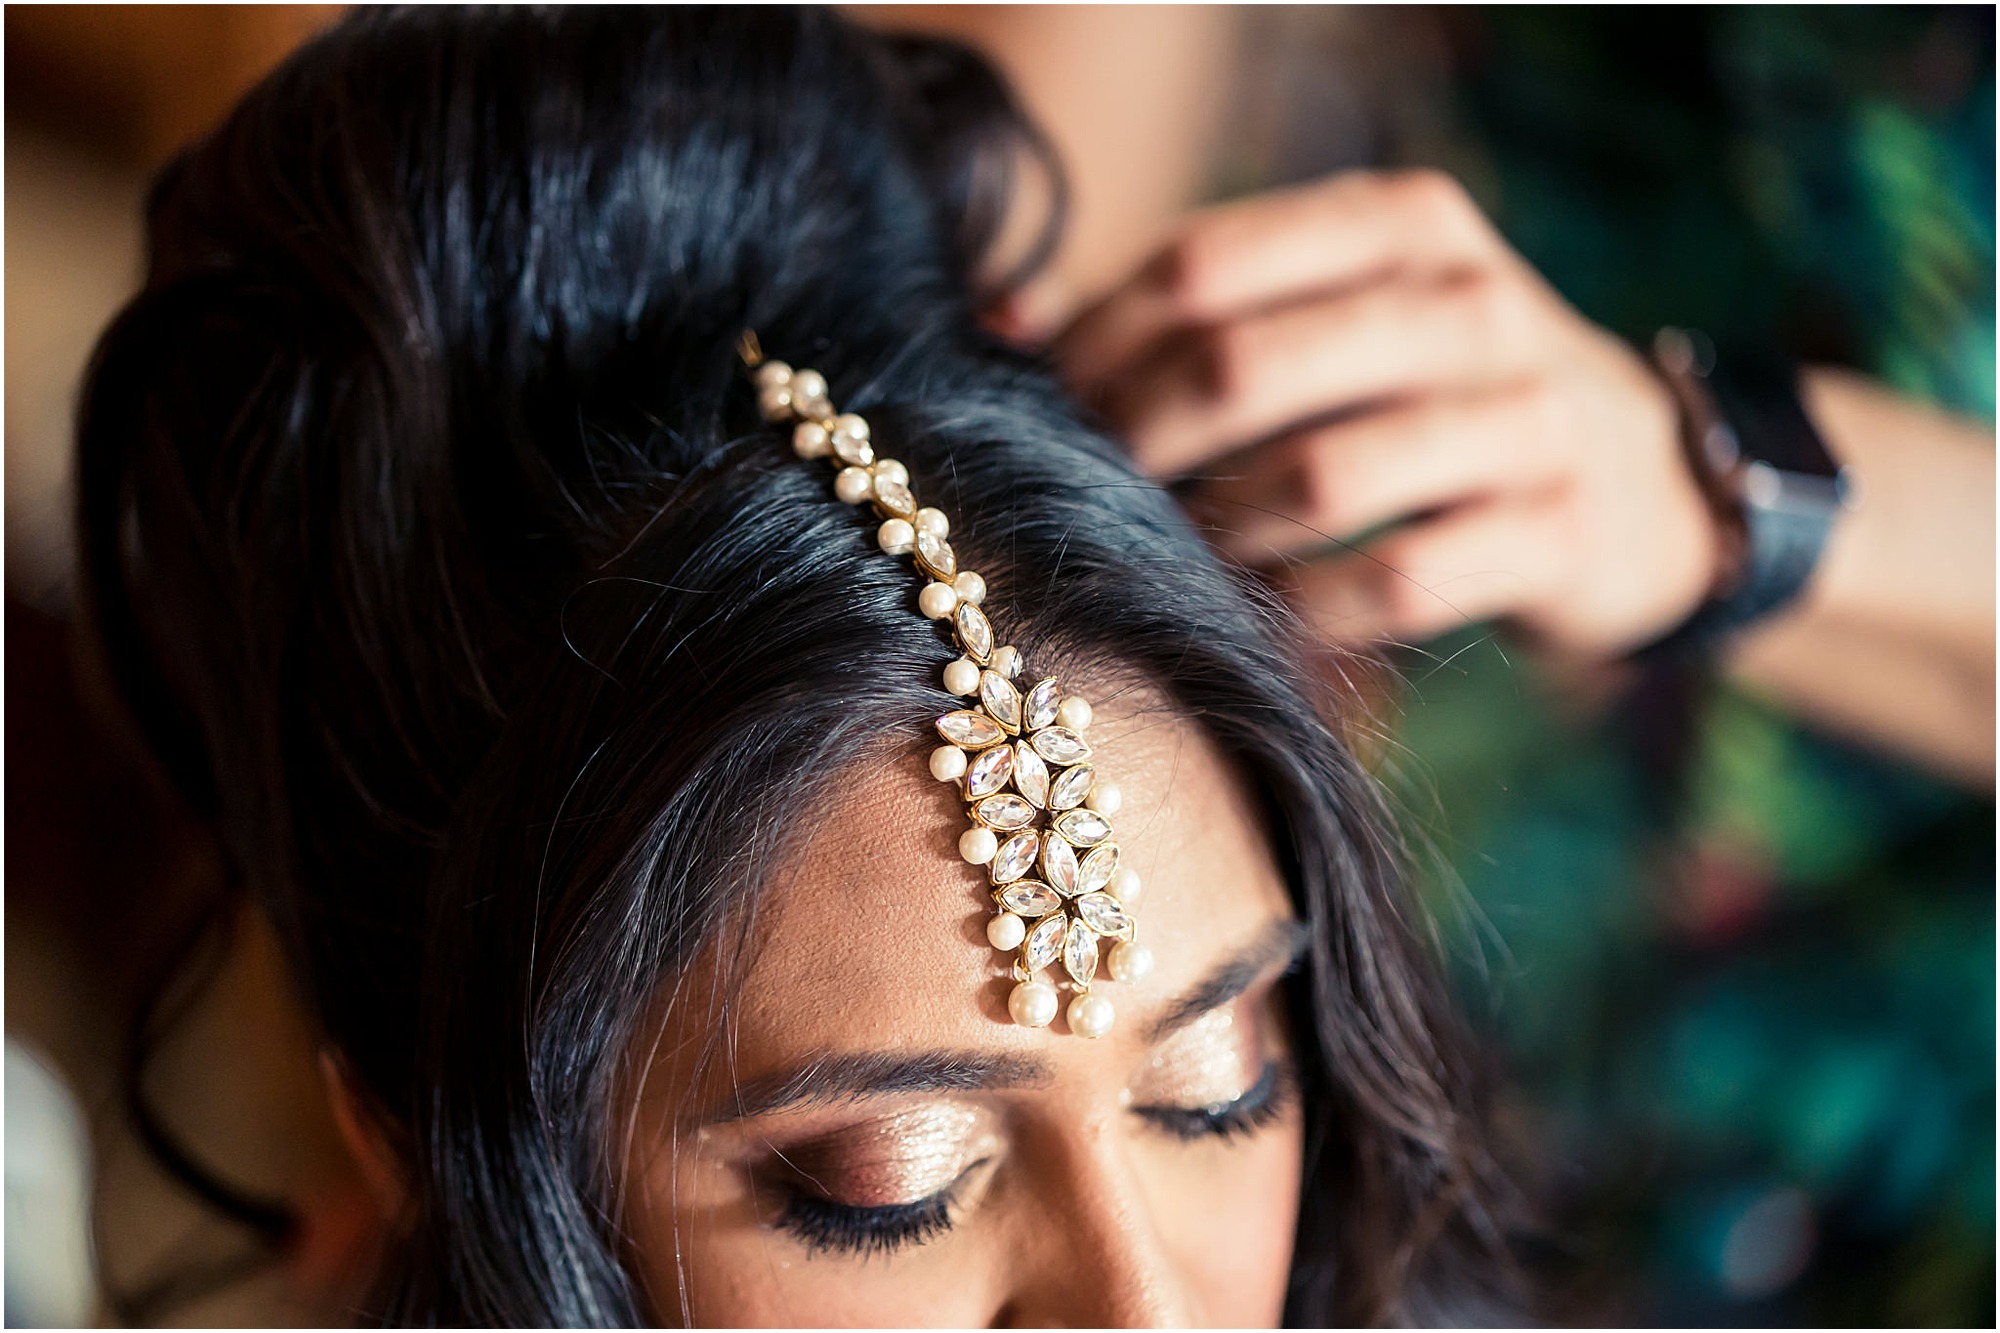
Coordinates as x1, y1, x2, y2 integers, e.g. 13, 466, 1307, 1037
739, 332, 1151, 1036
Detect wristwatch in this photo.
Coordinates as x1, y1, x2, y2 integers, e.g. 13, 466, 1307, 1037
1637, 328, 1857, 663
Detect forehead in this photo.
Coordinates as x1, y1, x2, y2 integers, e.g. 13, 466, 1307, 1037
664, 686, 1296, 1097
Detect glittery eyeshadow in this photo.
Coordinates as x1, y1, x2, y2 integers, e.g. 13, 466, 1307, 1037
1137, 1005, 1260, 1110
777, 1104, 987, 1208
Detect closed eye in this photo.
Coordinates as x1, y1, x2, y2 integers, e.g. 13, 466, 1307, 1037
1132, 1058, 1295, 1143
774, 1158, 984, 1258
765, 1062, 1296, 1261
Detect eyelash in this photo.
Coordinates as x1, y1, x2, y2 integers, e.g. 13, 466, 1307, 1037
774, 1060, 1296, 1257
1131, 1057, 1296, 1143
776, 1167, 970, 1259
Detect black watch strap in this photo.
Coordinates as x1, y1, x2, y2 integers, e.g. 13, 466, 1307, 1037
1641, 483, 1841, 661
1636, 334, 1854, 665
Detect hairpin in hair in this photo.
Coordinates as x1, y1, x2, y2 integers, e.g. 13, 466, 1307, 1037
738, 332, 1151, 1037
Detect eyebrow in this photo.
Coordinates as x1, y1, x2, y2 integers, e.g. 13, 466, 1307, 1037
1145, 916, 1310, 1044
708, 1050, 1055, 1122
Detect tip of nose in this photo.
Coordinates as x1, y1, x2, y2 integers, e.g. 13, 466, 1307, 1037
990, 1268, 1197, 1328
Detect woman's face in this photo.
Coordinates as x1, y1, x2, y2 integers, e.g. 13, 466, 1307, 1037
624, 695, 1305, 1327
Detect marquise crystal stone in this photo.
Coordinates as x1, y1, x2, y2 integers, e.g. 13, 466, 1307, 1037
1023, 678, 1062, 732
990, 831, 1039, 885
938, 710, 1005, 749
997, 879, 1062, 918
964, 744, 1014, 798
980, 671, 1023, 732
974, 794, 1035, 831
1077, 843, 1119, 895
1041, 834, 1080, 896
1030, 726, 1091, 765
955, 603, 994, 663
832, 432, 874, 467
1053, 808, 1112, 846
874, 478, 916, 519
1074, 891, 1135, 940
1012, 742, 1050, 808
1022, 912, 1067, 972
915, 530, 956, 580
1048, 764, 1094, 811
1063, 918, 1101, 987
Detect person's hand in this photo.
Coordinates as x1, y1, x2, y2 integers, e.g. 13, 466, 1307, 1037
1050, 169, 1729, 658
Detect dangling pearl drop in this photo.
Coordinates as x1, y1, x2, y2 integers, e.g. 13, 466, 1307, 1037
1067, 991, 1114, 1039
1009, 980, 1058, 1028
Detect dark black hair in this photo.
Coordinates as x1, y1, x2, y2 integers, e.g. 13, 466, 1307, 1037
76, 6, 1520, 1324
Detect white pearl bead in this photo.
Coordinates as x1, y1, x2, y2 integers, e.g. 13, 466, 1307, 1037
1057, 696, 1093, 731
834, 467, 873, 504
873, 458, 909, 486
1067, 991, 1114, 1039
878, 518, 915, 554
986, 913, 1027, 951
991, 646, 1021, 679
959, 827, 998, 865
929, 745, 967, 781
757, 384, 793, 421
1108, 867, 1142, 904
1085, 779, 1121, 816
792, 421, 831, 459
942, 657, 980, 696
915, 507, 949, 538
919, 581, 959, 619
832, 412, 870, 442
1107, 941, 1153, 984
953, 571, 986, 605
753, 360, 792, 389
790, 369, 828, 403
1009, 980, 1059, 1028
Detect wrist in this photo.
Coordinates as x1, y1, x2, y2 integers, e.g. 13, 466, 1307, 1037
1634, 330, 1854, 665
1648, 332, 1750, 623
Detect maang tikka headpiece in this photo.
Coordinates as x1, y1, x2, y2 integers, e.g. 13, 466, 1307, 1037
740, 333, 1152, 1038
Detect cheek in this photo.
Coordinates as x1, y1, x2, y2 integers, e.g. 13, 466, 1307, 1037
1137, 1114, 1305, 1325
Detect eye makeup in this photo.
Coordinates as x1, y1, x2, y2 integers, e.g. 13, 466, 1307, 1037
729, 969, 1301, 1260
772, 1103, 990, 1209
755, 1104, 999, 1258
1134, 1057, 1296, 1143
1139, 1006, 1260, 1110
1130, 986, 1298, 1142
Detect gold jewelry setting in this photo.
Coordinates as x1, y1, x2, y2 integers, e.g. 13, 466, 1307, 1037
741, 333, 1151, 1037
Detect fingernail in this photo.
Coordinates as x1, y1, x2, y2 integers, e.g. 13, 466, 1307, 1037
980, 296, 1036, 347
981, 280, 1067, 349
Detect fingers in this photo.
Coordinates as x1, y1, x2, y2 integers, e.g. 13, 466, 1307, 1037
1057, 168, 1509, 390
1098, 271, 1543, 477
1195, 382, 1570, 562
1287, 495, 1566, 645
1042, 165, 1707, 660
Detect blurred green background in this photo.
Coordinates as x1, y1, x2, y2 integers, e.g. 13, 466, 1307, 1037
1389, 7, 1994, 1324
